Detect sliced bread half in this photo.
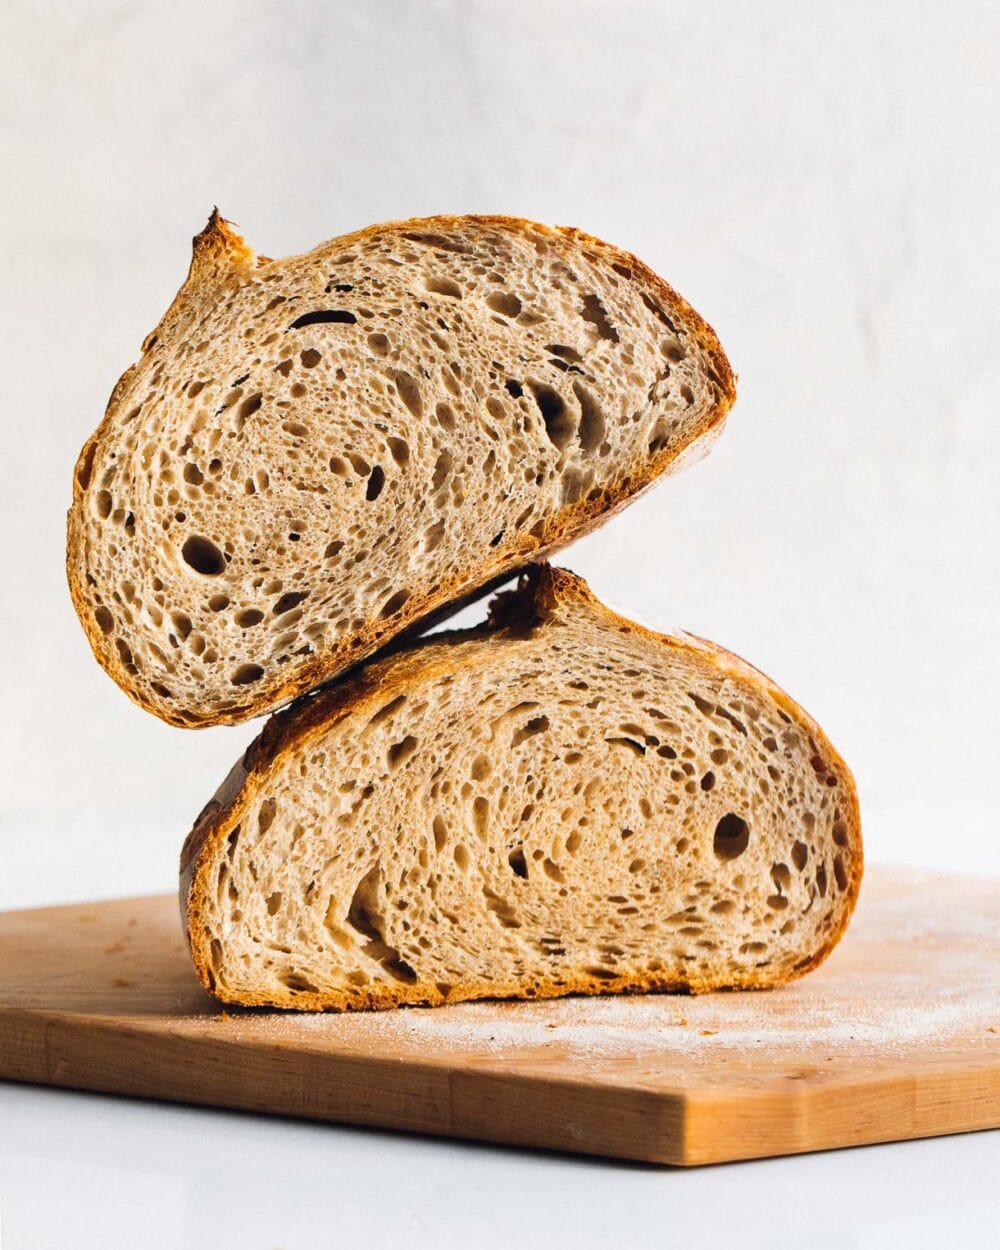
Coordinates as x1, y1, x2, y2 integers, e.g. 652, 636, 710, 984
68, 213, 735, 727
181, 565, 861, 1011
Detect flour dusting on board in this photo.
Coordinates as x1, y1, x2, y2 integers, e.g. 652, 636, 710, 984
243, 871, 1000, 1068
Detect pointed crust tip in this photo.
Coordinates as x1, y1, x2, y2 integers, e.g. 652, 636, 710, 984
191, 209, 254, 269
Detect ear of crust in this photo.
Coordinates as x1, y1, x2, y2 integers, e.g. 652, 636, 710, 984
182, 563, 861, 1011
143, 209, 258, 353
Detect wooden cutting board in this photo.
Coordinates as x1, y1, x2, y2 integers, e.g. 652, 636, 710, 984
1, 866, 998, 1165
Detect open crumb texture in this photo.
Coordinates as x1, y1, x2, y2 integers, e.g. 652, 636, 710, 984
181, 565, 861, 1011
68, 213, 735, 726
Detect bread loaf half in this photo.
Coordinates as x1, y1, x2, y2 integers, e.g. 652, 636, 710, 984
68, 213, 735, 727
181, 565, 861, 1011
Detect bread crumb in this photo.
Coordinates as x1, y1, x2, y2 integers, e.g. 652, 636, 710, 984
111, 977, 130, 987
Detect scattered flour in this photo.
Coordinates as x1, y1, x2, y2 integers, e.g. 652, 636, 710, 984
210, 870, 1000, 1071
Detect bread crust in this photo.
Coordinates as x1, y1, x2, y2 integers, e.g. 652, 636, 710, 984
67, 213, 736, 728
181, 565, 862, 1010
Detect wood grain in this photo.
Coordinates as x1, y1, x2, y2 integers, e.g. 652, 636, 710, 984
0, 867, 997, 1164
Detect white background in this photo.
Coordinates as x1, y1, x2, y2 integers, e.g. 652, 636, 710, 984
1, 1, 997, 900
2, 6, 1000, 1248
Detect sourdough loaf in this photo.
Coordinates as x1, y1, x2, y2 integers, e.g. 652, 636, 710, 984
68, 214, 734, 727
181, 565, 861, 1011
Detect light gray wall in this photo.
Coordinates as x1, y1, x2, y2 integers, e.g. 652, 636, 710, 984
2, 0, 997, 904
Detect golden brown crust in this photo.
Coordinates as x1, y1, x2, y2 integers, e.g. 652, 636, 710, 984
67, 213, 736, 728
181, 564, 862, 1011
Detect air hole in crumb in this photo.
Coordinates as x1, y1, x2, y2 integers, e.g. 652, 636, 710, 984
266, 892, 282, 916
94, 605, 114, 634
76, 443, 97, 491
235, 608, 264, 628
423, 520, 445, 551
231, 663, 264, 686
289, 309, 357, 329
300, 349, 322, 368
387, 436, 409, 467
434, 402, 456, 429
324, 540, 344, 559
207, 594, 229, 612
833, 854, 848, 891
547, 343, 583, 363
380, 588, 411, 618
393, 371, 423, 418
713, 813, 750, 860
512, 715, 550, 748
258, 799, 276, 834
791, 840, 809, 871
367, 694, 407, 727
606, 736, 645, 756
425, 274, 462, 299
273, 591, 307, 616
387, 735, 418, 768
238, 392, 263, 424
485, 291, 522, 318
367, 333, 389, 356
504, 379, 523, 399
771, 863, 792, 892
432, 450, 453, 490
542, 859, 565, 883
648, 419, 671, 455
508, 847, 528, 878
579, 964, 618, 984
700, 771, 716, 791
170, 611, 192, 639
581, 293, 620, 342
572, 381, 605, 452
181, 535, 225, 576
366, 465, 385, 501
529, 383, 573, 449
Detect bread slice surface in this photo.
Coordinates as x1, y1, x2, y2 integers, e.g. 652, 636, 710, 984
68, 213, 735, 726
181, 565, 862, 1011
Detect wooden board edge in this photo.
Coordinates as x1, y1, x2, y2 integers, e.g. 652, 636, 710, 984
0, 1009, 689, 1164
680, 1067, 1000, 1165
